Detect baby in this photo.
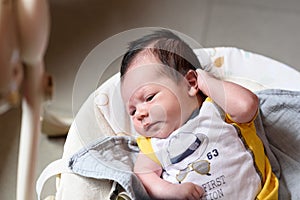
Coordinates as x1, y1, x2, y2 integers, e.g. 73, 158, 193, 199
120, 30, 278, 200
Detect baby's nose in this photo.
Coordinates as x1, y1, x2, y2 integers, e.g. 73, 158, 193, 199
136, 105, 149, 120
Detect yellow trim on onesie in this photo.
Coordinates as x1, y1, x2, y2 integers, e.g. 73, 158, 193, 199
136, 137, 160, 165
225, 113, 278, 199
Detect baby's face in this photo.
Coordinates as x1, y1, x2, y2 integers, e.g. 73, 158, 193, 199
121, 53, 194, 139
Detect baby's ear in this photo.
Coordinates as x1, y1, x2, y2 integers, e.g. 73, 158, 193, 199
185, 70, 199, 96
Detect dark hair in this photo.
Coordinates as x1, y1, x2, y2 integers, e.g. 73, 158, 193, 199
120, 29, 202, 79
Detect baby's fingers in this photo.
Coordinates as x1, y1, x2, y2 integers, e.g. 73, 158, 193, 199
196, 184, 204, 195
190, 184, 204, 200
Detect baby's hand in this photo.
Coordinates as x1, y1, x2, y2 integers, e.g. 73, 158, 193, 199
170, 182, 204, 200
195, 69, 210, 96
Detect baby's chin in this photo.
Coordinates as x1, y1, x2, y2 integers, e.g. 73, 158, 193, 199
144, 129, 174, 139
138, 121, 179, 138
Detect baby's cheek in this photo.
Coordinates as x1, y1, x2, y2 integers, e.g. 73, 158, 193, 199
149, 104, 166, 121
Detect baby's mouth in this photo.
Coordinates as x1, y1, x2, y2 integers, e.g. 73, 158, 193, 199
143, 121, 153, 131
142, 117, 152, 129
144, 121, 164, 135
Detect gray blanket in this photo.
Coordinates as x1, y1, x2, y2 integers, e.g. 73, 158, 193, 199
69, 89, 300, 200
256, 89, 300, 200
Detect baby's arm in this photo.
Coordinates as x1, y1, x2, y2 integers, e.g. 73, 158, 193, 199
196, 69, 258, 123
134, 152, 203, 200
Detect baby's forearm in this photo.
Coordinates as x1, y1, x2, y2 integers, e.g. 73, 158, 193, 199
136, 172, 203, 200
137, 172, 176, 199
134, 153, 173, 199
197, 70, 258, 123
134, 153, 203, 199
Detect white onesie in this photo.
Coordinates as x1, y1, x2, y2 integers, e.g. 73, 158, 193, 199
137, 99, 277, 200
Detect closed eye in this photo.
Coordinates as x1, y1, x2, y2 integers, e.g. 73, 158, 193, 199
145, 94, 155, 102
130, 109, 136, 116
